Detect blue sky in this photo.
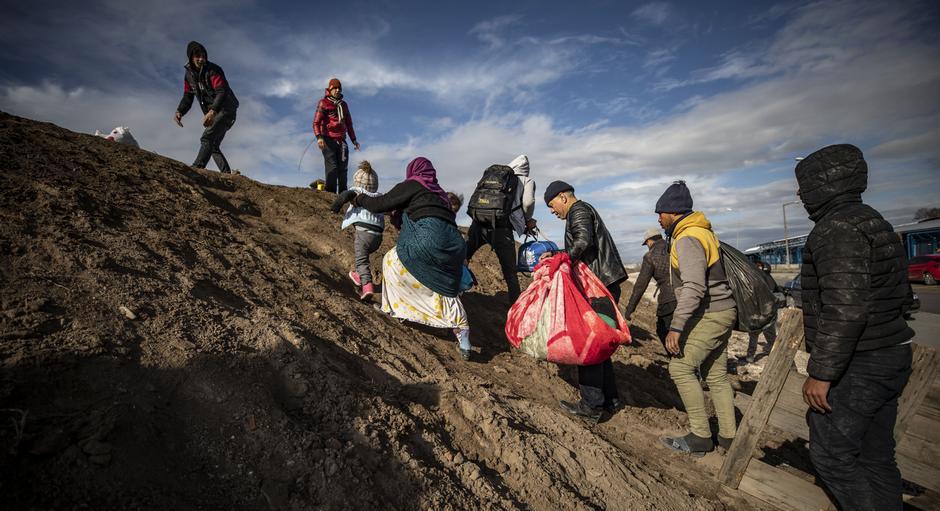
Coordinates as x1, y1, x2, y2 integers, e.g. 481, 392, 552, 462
2, 0, 938, 262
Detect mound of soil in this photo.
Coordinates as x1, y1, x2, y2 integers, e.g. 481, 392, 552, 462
0, 112, 764, 510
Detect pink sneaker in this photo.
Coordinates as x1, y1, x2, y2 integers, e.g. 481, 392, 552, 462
360, 282, 374, 300
348, 270, 362, 287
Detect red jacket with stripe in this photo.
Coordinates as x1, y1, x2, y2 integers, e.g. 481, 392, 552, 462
177, 61, 239, 116
312, 92, 356, 143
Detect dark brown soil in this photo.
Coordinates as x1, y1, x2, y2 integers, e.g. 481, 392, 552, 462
0, 111, 771, 510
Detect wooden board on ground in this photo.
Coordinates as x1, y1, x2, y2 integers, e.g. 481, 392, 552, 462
718, 308, 804, 488
721, 310, 939, 510
738, 459, 833, 511
734, 391, 809, 439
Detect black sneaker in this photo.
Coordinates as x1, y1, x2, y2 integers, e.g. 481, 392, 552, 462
604, 398, 624, 415
660, 433, 714, 457
717, 435, 734, 453
559, 400, 603, 422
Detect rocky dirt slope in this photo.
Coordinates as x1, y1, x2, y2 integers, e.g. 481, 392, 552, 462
0, 112, 769, 510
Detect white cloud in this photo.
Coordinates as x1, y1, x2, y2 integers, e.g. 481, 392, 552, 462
469, 14, 523, 49
1, 0, 937, 262
632, 2, 671, 26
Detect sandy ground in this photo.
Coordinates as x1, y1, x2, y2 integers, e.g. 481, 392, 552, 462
0, 111, 803, 510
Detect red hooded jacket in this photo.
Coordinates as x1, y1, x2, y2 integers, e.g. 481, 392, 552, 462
312, 91, 356, 142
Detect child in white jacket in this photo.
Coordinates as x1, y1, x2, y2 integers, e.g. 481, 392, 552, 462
330, 161, 384, 300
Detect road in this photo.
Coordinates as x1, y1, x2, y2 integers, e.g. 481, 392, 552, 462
910, 284, 940, 348
913, 283, 940, 314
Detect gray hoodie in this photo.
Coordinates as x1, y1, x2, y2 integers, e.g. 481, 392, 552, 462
508, 154, 536, 236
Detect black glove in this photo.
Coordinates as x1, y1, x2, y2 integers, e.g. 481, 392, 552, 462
330, 190, 357, 213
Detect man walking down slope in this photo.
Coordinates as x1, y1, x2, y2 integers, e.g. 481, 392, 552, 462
174, 41, 239, 173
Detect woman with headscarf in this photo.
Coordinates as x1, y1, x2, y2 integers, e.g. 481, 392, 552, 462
345, 157, 472, 360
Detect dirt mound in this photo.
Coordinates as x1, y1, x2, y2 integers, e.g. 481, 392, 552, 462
0, 112, 761, 510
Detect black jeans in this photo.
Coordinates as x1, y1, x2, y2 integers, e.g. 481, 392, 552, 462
465, 220, 520, 303
656, 301, 676, 354
321, 137, 348, 193
807, 343, 912, 511
579, 284, 622, 409
193, 110, 235, 172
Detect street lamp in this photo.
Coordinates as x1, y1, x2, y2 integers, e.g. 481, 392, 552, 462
782, 200, 801, 266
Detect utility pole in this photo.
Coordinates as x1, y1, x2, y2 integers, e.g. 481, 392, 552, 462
782, 200, 801, 265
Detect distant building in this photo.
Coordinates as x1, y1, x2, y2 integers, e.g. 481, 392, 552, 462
744, 218, 940, 265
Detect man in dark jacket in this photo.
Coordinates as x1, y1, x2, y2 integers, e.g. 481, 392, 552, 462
624, 226, 676, 351
797, 144, 914, 511
313, 78, 360, 193
174, 41, 239, 173
543, 181, 627, 421
465, 161, 537, 305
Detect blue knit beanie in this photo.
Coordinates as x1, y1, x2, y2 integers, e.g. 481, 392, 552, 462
655, 181, 693, 214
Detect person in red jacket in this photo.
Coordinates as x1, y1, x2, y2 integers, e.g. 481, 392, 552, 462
312, 78, 360, 193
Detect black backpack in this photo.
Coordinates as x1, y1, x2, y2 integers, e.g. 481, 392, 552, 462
719, 242, 777, 332
466, 164, 520, 226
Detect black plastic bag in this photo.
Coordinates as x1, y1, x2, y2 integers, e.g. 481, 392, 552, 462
719, 242, 777, 332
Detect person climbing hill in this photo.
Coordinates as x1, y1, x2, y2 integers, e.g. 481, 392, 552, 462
339, 157, 472, 360
331, 160, 384, 300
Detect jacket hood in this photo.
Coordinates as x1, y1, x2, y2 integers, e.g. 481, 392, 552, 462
795, 144, 867, 221
186, 41, 207, 64
671, 211, 712, 239
509, 154, 529, 176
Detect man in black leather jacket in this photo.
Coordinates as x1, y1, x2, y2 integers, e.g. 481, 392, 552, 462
542, 181, 628, 421
797, 144, 914, 511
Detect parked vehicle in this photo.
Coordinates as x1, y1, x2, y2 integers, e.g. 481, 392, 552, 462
782, 274, 920, 318
908, 254, 940, 285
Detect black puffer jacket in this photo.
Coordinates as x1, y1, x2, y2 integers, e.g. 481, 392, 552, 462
796, 144, 914, 381
176, 41, 239, 116
564, 201, 628, 288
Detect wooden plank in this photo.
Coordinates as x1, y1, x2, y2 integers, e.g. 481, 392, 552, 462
768, 407, 809, 439
895, 343, 940, 439
781, 369, 806, 399
916, 402, 940, 422
737, 458, 835, 511
904, 413, 940, 444
897, 432, 940, 467
898, 451, 940, 493
718, 308, 804, 488
735, 391, 809, 439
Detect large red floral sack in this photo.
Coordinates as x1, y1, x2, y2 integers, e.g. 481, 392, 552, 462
505, 252, 631, 365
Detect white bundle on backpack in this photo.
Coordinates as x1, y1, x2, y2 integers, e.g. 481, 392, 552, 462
95, 126, 139, 148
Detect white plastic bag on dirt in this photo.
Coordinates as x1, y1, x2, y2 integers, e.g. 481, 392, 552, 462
95, 126, 139, 148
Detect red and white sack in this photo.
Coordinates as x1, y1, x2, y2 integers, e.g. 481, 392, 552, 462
505, 252, 631, 365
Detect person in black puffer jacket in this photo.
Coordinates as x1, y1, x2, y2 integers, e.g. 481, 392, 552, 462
796, 144, 914, 511
174, 41, 239, 173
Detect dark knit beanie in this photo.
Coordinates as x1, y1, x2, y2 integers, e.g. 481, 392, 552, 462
328, 78, 342, 90
655, 180, 693, 214
544, 180, 574, 206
